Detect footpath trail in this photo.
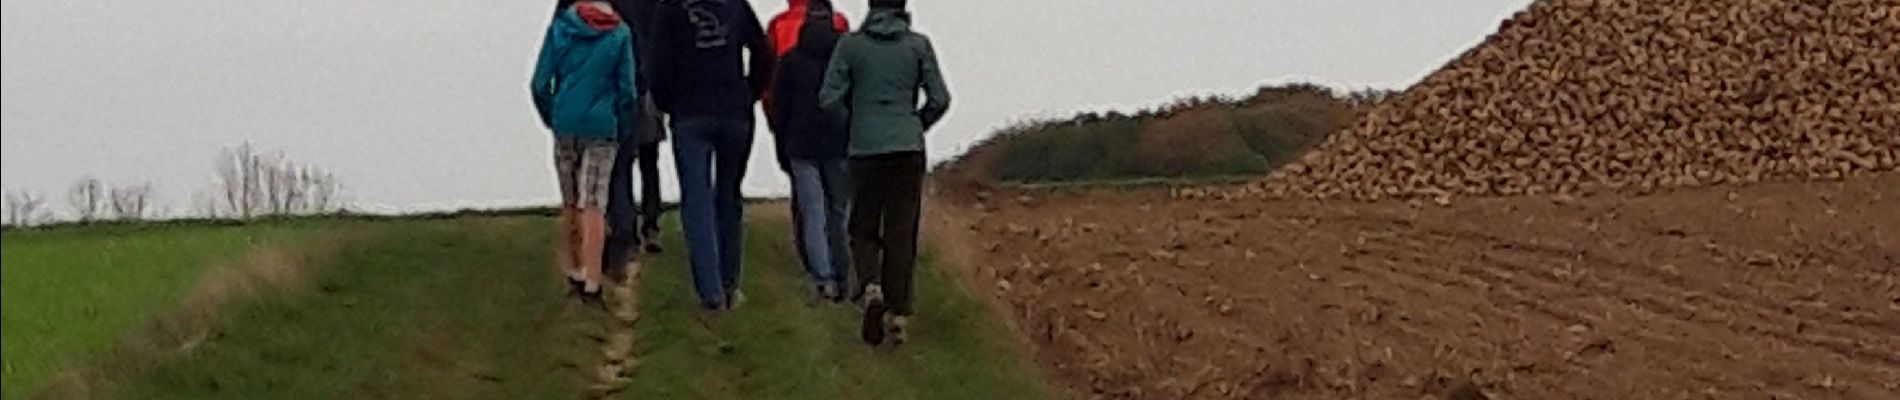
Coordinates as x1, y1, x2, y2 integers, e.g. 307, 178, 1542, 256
40, 210, 1057, 400
610, 206, 1060, 400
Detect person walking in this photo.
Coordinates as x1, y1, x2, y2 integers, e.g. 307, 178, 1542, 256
532, 0, 640, 303
588, 0, 669, 281
818, 0, 950, 345
650, 0, 773, 313
767, 0, 850, 303
765, 0, 850, 283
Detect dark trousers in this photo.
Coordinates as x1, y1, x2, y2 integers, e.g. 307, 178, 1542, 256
849, 151, 925, 316
604, 139, 654, 274
637, 141, 663, 235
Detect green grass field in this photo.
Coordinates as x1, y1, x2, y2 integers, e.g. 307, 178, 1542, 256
108, 217, 598, 399
1, 224, 322, 400
3, 212, 1057, 399
620, 212, 1059, 399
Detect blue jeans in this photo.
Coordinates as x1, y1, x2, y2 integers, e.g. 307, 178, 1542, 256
787, 158, 850, 288
671, 116, 753, 309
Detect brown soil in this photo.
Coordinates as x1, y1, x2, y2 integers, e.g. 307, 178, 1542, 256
928, 174, 1900, 399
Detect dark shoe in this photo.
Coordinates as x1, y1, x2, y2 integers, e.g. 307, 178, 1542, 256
641, 228, 664, 254
580, 289, 608, 310
566, 278, 587, 297
859, 285, 887, 346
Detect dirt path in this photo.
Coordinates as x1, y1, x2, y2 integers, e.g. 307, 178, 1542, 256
930, 174, 1900, 399
581, 261, 643, 400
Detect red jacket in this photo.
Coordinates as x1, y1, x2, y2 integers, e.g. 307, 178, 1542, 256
767, 0, 850, 57
764, 0, 848, 114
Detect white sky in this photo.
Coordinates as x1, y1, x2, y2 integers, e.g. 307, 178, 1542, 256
1, 0, 1535, 216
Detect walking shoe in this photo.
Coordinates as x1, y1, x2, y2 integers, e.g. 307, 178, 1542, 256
859, 285, 887, 346
641, 228, 664, 254
566, 277, 587, 297
816, 282, 840, 304
829, 280, 850, 303
887, 315, 910, 345
724, 289, 746, 311
579, 287, 607, 310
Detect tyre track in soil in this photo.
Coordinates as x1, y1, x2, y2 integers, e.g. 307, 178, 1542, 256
1364, 227, 1900, 369
1350, 230, 1898, 397
933, 174, 1900, 399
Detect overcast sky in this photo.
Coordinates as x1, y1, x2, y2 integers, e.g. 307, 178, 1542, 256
1, 0, 1534, 216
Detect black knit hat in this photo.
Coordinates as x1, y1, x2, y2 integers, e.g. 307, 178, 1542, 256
869, 0, 906, 10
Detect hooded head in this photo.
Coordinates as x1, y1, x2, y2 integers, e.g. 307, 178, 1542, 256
868, 0, 906, 10
794, 1, 840, 55
559, 1, 621, 36
862, 0, 911, 40
574, 1, 622, 31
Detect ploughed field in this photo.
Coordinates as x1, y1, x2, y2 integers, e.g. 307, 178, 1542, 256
930, 174, 1899, 399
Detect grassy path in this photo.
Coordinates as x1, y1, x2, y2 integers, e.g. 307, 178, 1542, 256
107, 217, 599, 399
8, 213, 1057, 399
618, 210, 1059, 400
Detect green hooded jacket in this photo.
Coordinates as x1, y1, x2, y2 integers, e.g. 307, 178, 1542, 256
818, 9, 951, 157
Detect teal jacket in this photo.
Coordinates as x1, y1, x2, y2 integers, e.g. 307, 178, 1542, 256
819, 10, 951, 157
532, 6, 639, 139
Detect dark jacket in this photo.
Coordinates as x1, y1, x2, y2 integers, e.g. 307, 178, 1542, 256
818, 9, 950, 157
768, 5, 847, 160
531, 4, 639, 139
650, 0, 773, 119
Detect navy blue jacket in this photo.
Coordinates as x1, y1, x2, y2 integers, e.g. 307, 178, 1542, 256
650, 0, 774, 119
768, 6, 847, 159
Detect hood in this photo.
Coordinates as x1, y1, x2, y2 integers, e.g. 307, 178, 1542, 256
793, 8, 840, 56
862, 9, 911, 40
559, 2, 621, 36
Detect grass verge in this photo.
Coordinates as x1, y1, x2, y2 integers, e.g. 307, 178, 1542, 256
101, 217, 599, 399
1, 224, 321, 400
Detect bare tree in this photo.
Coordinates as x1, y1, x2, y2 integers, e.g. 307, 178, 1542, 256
5, 192, 49, 227
68, 177, 107, 222
217, 144, 264, 219
213, 143, 345, 220
109, 183, 155, 221
309, 170, 341, 214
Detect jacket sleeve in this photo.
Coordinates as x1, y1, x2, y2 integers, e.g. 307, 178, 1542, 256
916, 37, 951, 132
530, 23, 561, 129
817, 39, 853, 130
740, 2, 775, 102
